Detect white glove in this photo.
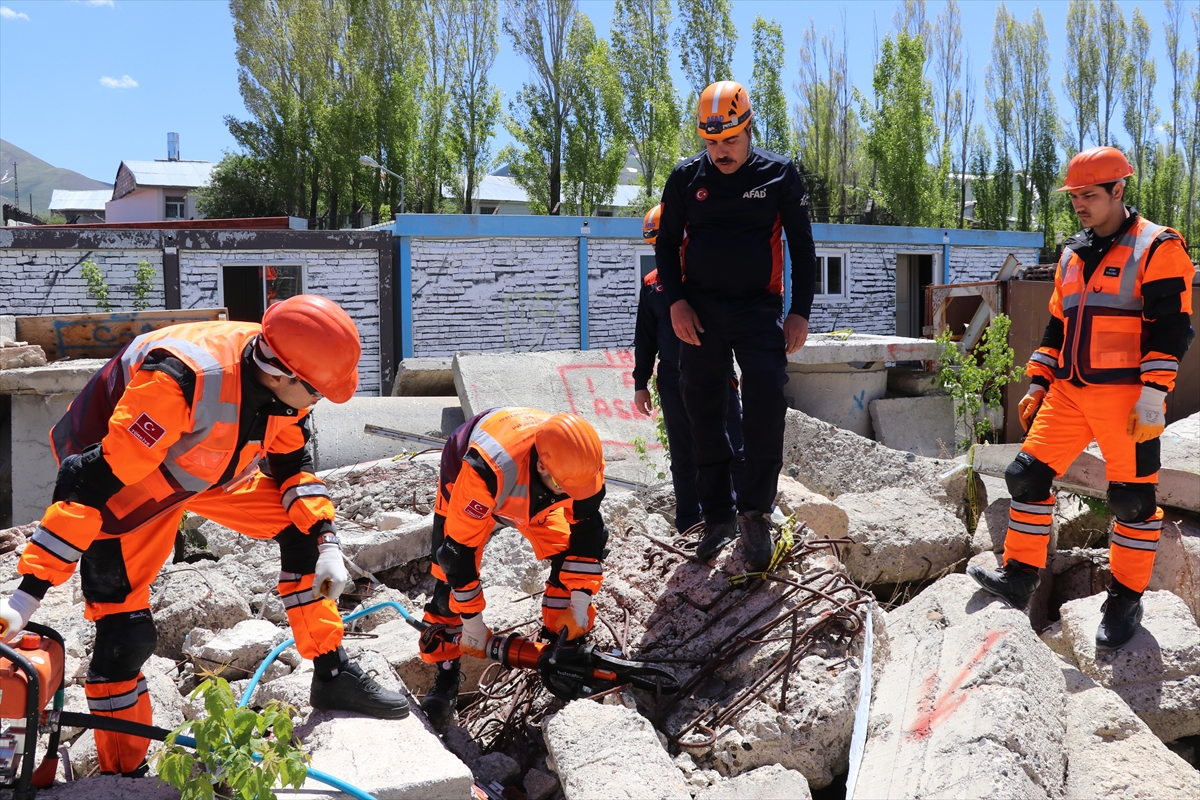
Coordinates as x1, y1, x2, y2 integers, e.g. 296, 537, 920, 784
553, 590, 595, 641
1018, 385, 1047, 432
459, 614, 492, 659
0, 590, 40, 643
1127, 385, 1167, 443
313, 539, 349, 601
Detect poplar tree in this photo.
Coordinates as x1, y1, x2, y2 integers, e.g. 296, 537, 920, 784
561, 15, 627, 215
750, 16, 792, 157
1162, 0, 1191, 156
414, 0, 463, 213
958, 63, 976, 227
1063, 0, 1100, 153
675, 0, 736, 154
985, 3, 1017, 228
1121, 8, 1158, 207
1012, 8, 1057, 231
448, 0, 500, 213
892, 0, 930, 42
1185, 5, 1200, 241
1097, 0, 1126, 145
611, 0, 680, 203
931, 0, 963, 171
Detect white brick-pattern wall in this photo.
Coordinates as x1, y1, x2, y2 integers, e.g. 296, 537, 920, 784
587, 238, 641, 350
0, 249, 164, 315
179, 248, 381, 395
949, 245, 1039, 284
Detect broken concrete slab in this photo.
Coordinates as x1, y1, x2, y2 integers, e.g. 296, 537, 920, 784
339, 513, 433, 576
523, 767, 560, 800
480, 524, 551, 595
1054, 494, 1112, 550
696, 764, 813, 800
786, 362, 887, 438
1148, 512, 1200, 624
775, 474, 849, 542
309, 396, 464, 471
787, 332, 944, 365
886, 368, 946, 397
473, 751, 520, 785
835, 487, 971, 585
454, 349, 665, 484
38, 775, 182, 799
150, 561, 253, 660
182, 619, 289, 679
0, 358, 107, 395
544, 700, 691, 800
392, 357, 455, 396
1059, 589, 1200, 742
1059, 655, 1200, 799
868, 395, 956, 459
0, 343, 46, 370
856, 574, 1066, 799
971, 498, 1011, 555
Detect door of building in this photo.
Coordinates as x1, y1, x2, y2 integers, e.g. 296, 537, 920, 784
895, 253, 934, 337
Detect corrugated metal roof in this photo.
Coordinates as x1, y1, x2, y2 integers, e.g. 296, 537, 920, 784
476, 174, 640, 207
121, 160, 214, 189
48, 189, 112, 211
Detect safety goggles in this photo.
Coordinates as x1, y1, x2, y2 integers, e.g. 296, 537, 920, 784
642, 227, 658, 241
253, 336, 320, 397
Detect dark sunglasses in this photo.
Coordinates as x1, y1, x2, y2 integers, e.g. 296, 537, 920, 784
298, 378, 321, 397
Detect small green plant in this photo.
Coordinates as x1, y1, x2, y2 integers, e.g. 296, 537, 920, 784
151, 675, 309, 800
631, 435, 666, 481
648, 377, 669, 454
79, 259, 112, 312
936, 313, 1024, 452
134, 259, 157, 310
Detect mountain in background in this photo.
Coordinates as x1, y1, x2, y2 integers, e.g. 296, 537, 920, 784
1, 139, 111, 220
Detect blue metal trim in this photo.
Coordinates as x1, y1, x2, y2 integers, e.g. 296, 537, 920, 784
578, 236, 589, 350
942, 240, 951, 283
782, 233, 792, 316
390, 215, 1044, 248
398, 235, 413, 358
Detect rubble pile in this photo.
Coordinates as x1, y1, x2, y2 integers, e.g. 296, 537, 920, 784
2, 408, 1197, 799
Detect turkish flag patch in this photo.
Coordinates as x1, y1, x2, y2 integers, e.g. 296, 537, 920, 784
463, 499, 491, 520
128, 412, 166, 448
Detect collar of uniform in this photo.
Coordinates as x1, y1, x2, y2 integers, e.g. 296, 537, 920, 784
1067, 206, 1139, 259
527, 446, 561, 516
241, 343, 300, 418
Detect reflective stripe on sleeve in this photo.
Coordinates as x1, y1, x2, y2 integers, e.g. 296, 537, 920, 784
31, 526, 84, 563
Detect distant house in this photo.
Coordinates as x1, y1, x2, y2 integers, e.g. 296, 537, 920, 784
472, 172, 642, 216
105, 133, 214, 224
48, 189, 110, 223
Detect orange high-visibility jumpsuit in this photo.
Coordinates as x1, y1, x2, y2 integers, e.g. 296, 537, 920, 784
420, 408, 608, 664
16, 322, 343, 774
1004, 213, 1194, 592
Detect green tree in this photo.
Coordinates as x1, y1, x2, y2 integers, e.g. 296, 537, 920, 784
892, 0, 930, 42
411, 0, 462, 214
1121, 8, 1158, 209
957, 65, 977, 227
503, 0, 579, 214
1063, 0, 1100, 153
859, 32, 943, 226
561, 15, 627, 215
674, 0, 736, 153
194, 153, 290, 219
499, 84, 558, 215
611, 0, 680, 204
447, 0, 501, 213
931, 0, 963, 172
1097, 0, 1126, 145
1011, 8, 1057, 231
1185, 5, 1200, 242
750, 16, 792, 156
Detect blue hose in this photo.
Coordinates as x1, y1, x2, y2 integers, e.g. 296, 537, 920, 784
171, 736, 377, 800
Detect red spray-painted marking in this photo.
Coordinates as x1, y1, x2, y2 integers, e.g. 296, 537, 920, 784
907, 630, 1006, 741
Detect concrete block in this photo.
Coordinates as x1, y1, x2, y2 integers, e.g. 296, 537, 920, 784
453, 349, 664, 484
0, 359, 106, 395
310, 397, 464, 471
473, 752, 519, 785
544, 700, 691, 800
697, 765, 812, 800
786, 332, 942, 365
0, 315, 15, 344
886, 368, 945, 397
182, 619, 289, 679
392, 357, 455, 396
774, 474, 849, 541
785, 362, 886, 438
856, 575, 1067, 799
0, 344, 46, 370
10, 393, 74, 525
1147, 512, 1200, 625
1060, 589, 1200, 742
38, 775, 182, 799
869, 395, 956, 458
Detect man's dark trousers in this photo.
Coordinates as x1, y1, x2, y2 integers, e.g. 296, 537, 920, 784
658, 375, 745, 532
680, 292, 787, 524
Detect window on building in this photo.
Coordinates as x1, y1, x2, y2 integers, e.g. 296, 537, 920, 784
815, 251, 847, 297
479, 205, 499, 215
637, 250, 657, 283
596, 208, 614, 217
165, 196, 186, 219
221, 263, 304, 322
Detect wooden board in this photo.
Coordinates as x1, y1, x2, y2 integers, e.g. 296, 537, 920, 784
16, 308, 229, 361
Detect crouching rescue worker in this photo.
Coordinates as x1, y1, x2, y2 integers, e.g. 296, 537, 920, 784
0, 295, 410, 777
418, 408, 608, 729
969, 146, 1195, 650
634, 203, 746, 535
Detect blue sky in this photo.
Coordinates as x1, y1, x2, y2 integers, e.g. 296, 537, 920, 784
0, 0, 1182, 186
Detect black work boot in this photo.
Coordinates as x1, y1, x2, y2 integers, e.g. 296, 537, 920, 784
737, 511, 775, 572
1096, 580, 1144, 650
310, 660, 410, 719
420, 660, 461, 730
696, 519, 738, 562
967, 559, 1041, 611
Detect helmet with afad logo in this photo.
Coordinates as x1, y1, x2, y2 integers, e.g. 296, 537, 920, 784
697, 81, 753, 140
1058, 146, 1134, 192
258, 295, 361, 403
642, 203, 662, 246
535, 414, 605, 500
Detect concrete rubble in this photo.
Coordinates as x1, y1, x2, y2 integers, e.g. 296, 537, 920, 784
2, 371, 1197, 800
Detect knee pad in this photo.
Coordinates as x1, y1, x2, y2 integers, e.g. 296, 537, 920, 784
1107, 482, 1156, 522
1005, 452, 1055, 502
90, 610, 158, 682
435, 537, 479, 589
275, 524, 319, 574
424, 581, 454, 617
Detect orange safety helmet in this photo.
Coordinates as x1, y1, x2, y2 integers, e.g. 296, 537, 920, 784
697, 80, 753, 140
1058, 146, 1134, 192
642, 203, 662, 246
535, 414, 605, 500
259, 295, 361, 403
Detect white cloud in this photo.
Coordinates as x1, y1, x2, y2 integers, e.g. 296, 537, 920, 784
100, 74, 138, 89
0, 7, 31, 20
84, 0, 114, 6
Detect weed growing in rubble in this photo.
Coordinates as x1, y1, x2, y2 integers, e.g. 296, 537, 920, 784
151, 674, 308, 800
79, 259, 112, 312
133, 259, 157, 310
632, 378, 670, 480
935, 313, 1024, 451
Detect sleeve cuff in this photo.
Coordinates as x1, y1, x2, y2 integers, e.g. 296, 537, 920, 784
18, 574, 53, 601
1029, 376, 1051, 390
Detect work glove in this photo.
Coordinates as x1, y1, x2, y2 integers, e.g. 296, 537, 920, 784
1018, 385, 1047, 432
553, 590, 596, 642
0, 590, 41, 643
313, 533, 349, 601
1127, 386, 1167, 443
459, 613, 492, 659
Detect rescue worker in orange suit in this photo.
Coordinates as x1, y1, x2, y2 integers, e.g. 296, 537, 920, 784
417, 409, 608, 729
656, 81, 816, 571
969, 147, 1195, 650
0, 295, 410, 777
634, 203, 746, 535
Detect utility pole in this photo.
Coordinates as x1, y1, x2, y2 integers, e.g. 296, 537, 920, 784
12, 162, 18, 209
